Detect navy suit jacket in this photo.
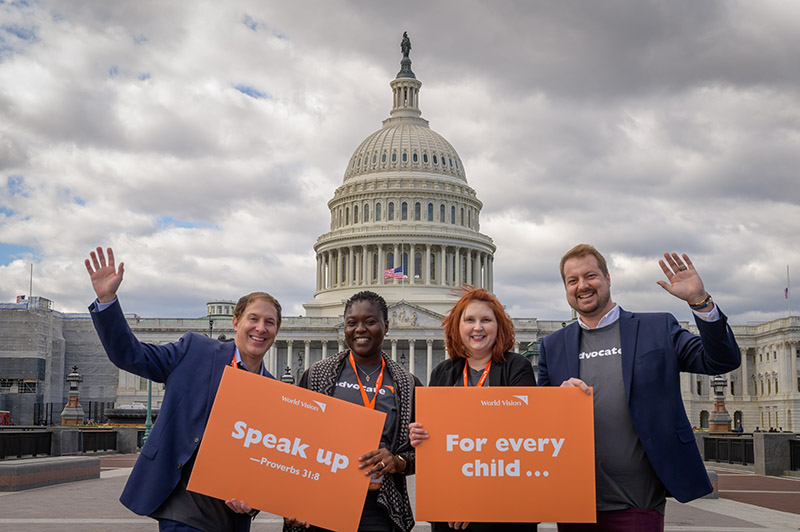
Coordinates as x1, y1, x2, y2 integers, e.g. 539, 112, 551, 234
90, 299, 275, 530
538, 307, 740, 503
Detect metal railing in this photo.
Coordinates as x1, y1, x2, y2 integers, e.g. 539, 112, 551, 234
81, 430, 117, 453
790, 439, 800, 471
0, 430, 52, 459
704, 435, 754, 465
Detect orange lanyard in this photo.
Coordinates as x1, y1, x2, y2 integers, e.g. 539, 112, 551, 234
463, 361, 491, 387
348, 352, 386, 410
231, 355, 238, 368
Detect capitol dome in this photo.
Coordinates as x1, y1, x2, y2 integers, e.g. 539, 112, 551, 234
304, 35, 495, 318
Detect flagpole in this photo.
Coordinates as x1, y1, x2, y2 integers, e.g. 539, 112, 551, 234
788, 265, 792, 317
401, 242, 405, 302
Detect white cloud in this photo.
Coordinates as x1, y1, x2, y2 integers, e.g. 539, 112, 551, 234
1, 0, 798, 326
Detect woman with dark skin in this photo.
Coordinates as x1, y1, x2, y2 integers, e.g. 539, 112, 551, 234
409, 288, 537, 532
284, 291, 417, 532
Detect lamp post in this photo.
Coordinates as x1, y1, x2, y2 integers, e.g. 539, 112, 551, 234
143, 379, 153, 443
208, 318, 214, 338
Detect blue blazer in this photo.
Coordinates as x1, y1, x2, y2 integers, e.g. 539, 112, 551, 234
90, 300, 275, 530
538, 308, 740, 503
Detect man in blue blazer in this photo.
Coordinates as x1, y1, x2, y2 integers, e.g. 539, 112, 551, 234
538, 244, 740, 532
85, 247, 279, 532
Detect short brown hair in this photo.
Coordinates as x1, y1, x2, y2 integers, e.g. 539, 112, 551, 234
559, 244, 609, 283
233, 292, 282, 328
442, 287, 514, 363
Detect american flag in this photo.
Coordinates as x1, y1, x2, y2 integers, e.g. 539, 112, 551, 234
384, 266, 403, 279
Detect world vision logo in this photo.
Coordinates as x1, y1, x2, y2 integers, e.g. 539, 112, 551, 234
479, 395, 528, 407
280, 395, 327, 413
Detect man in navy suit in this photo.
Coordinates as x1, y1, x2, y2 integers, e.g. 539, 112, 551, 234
85, 247, 279, 532
538, 244, 740, 532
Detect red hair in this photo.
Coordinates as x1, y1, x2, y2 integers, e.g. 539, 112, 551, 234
442, 287, 515, 363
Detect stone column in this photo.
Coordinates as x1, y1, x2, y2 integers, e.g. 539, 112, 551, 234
362, 244, 369, 285
790, 342, 798, 396
304, 340, 311, 371
391, 339, 398, 362
410, 243, 416, 284
409, 339, 416, 375
286, 340, 293, 371
337, 341, 344, 354
439, 246, 445, 286
455, 248, 461, 286
425, 244, 431, 285
741, 348, 749, 396
315, 254, 321, 292
426, 339, 434, 383
378, 245, 385, 285
269, 345, 277, 376
466, 250, 472, 286
488, 255, 494, 292
347, 247, 353, 287
321, 341, 328, 359
337, 249, 343, 287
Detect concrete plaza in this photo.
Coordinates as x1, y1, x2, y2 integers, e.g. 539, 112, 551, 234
0, 455, 798, 531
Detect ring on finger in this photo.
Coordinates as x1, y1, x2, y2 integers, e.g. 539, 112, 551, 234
378, 460, 386, 469
678, 266, 687, 271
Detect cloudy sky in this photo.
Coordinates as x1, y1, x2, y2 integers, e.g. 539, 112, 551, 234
1, 0, 798, 325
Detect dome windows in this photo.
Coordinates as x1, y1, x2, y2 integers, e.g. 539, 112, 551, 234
433, 154, 438, 165
354, 205, 359, 224
372, 154, 377, 164
381, 153, 387, 163
423, 153, 429, 163
364, 203, 370, 222
439, 204, 445, 222
413, 152, 418, 163
391, 152, 397, 163
388, 202, 395, 221
376, 202, 382, 221
402, 152, 408, 163
414, 202, 421, 221
427, 203, 433, 221
401, 202, 408, 220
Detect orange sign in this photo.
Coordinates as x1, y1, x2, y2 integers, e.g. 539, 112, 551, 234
416, 387, 595, 523
187, 367, 386, 531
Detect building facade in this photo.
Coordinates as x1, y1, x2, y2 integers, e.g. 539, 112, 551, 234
1, 39, 798, 431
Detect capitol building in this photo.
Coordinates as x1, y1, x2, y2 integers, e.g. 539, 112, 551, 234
1, 38, 798, 434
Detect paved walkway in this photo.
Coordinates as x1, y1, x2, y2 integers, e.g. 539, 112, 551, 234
0, 455, 797, 531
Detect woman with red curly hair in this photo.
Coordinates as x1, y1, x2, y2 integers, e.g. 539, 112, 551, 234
409, 288, 537, 531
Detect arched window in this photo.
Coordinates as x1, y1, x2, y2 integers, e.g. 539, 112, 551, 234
430, 253, 436, 281
402, 252, 408, 273
381, 153, 387, 163
414, 253, 422, 279
413, 152, 418, 163
387, 252, 394, 269
354, 205, 359, 224
423, 153, 429, 163
401, 202, 408, 220
402, 152, 407, 162
373, 253, 379, 280
468, 210, 471, 227
392, 152, 397, 163
376, 202, 382, 221
460, 207, 464, 226
372, 153, 377, 164
451, 206, 456, 224
346, 207, 350, 225
440, 204, 445, 222
388, 202, 395, 221
414, 202, 421, 221
427, 203, 434, 221
364, 204, 370, 222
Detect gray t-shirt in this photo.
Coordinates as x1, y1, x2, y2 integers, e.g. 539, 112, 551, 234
579, 321, 666, 513
455, 364, 491, 387
333, 361, 397, 449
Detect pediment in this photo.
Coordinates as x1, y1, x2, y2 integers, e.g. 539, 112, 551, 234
387, 301, 444, 329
